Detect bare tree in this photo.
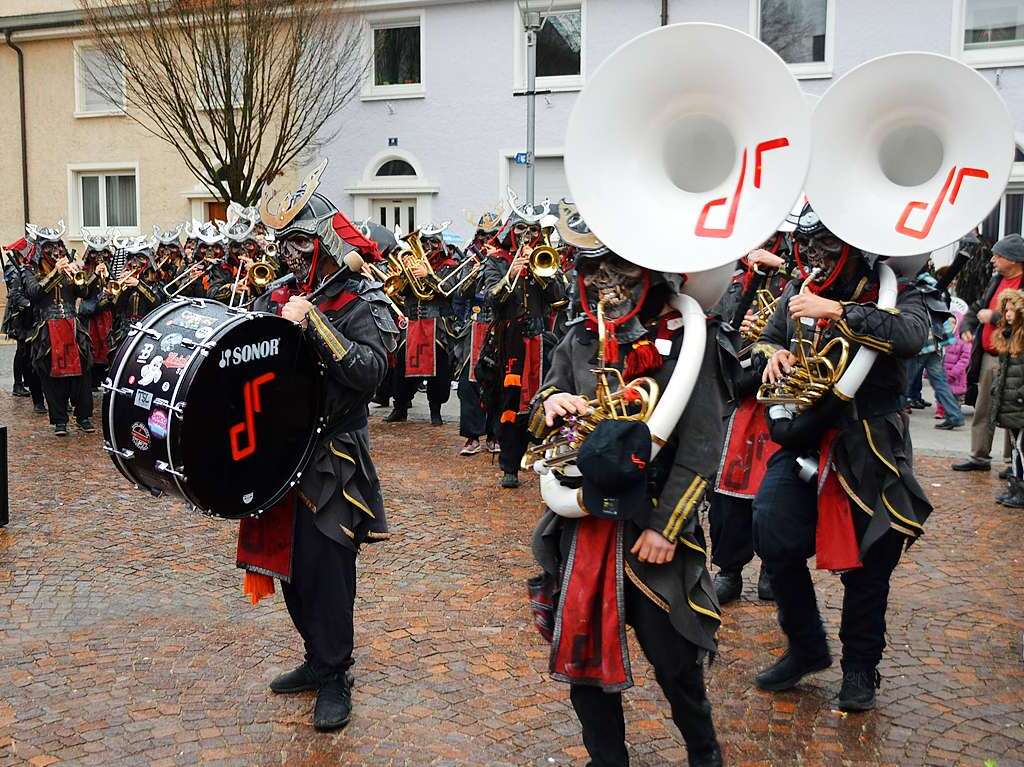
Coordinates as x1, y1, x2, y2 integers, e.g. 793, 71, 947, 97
78, 0, 368, 205
760, 0, 821, 65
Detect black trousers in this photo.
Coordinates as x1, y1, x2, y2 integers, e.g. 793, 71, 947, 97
392, 343, 452, 410
281, 503, 357, 679
498, 414, 529, 473
14, 340, 43, 404
40, 373, 92, 426
457, 363, 497, 441
752, 449, 905, 671
569, 579, 719, 766
708, 490, 755, 572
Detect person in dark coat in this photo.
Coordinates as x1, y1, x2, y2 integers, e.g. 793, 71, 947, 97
752, 205, 932, 712
988, 288, 1024, 507
528, 229, 726, 767
952, 233, 1024, 472
238, 161, 398, 732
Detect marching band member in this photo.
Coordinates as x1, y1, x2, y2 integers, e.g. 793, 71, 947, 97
529, 226, 725, 767
384, 223, 459, 426
479, 197, 568, 489
2, 238, 45, 411
456, 210, 503, 455
108, 237, 163, 352
78, 231, 115, 391
751, 204, 932, 711
707, 233, 796, 604
238, 164, 398, 732
153, 224, 187, 284
21, 221, 95, 437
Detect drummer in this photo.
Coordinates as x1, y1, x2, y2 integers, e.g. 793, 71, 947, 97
237, 163, 399, 732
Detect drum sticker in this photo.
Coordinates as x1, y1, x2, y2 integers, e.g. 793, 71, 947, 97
134, 389, 153, 409
160, 333, 184, 352
164, 352, 189, 370
195, 326, 213, 341
139, 356, 164, 386
130, 422, 151, 451
242, 492, 254, 505
136, 343, 155, 364
218, 338, 281, 369
168, 310, 217, 331
161, 382, 171, 392
148, 408, 169, 440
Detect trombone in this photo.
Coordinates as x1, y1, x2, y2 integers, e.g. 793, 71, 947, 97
499, 237, 561, 294
228, 245, 278, 308
435, 254, 482, 297
163, 256, 225, 298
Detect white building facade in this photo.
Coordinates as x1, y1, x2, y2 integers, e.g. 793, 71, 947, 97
322, 0, 1024, 244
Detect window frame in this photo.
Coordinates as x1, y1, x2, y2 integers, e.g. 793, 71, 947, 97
73, 41, 127, 119
67, 162, 141, 238
952, 0, 1024, 68
363, 9, 426, 101
749, 0, 836, 80
512, 0, 586, 94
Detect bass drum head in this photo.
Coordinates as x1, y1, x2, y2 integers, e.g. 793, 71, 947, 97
174, 313, 322, 519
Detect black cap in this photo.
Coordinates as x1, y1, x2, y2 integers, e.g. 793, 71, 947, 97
577, 420, 652, 523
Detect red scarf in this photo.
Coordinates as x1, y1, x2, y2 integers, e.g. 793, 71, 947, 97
577, 272, 650, 364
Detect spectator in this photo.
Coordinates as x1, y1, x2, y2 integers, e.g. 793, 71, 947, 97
989, 289, 1024, 507
904, 273, 964, 428
943, 309, 971, 411
953, 234, 1024, 471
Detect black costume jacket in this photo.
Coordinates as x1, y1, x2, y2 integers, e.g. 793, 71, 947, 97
2, 262, 32, 341
256, 275, 398, 551
22, 265, 92, 373
530, 308, 728, 654
110, 277, 162, 350
754, 260, 933, 553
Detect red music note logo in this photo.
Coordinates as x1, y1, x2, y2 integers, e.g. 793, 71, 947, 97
695, 138, 790, 239
229, 372, 276, 461
895, 165, 990, 240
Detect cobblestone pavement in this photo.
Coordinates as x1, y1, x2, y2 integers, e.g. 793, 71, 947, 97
1, 392, 1023, 767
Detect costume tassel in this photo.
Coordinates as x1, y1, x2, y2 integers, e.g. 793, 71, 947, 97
623, 340, 662, 381
243, 572, 275, 605
604, 323, 620, 364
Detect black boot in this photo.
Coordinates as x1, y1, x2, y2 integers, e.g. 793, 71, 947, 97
383, 407, 408, 423
713, 569, 742, 605
755, 648, 832, 692
11, 385, 30, 398
757, 567, 774, 601
313, 673, 352, 732
1002, 478, 1024, 509
77, 418, 96, 434
54, 423, 68, 437
269, 662, 319, 694
501, 471, 520, 489
429, 404, 443, 426
996, 478, 1017, 505
837, 667, 880, 712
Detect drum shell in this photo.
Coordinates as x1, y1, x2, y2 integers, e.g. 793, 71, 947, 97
103, 298, 324, 519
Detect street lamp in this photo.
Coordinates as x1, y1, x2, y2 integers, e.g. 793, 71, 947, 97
517, 0, 554, 204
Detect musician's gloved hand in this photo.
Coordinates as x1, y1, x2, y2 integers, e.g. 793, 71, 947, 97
739, 309, 756, 337
282, 295, 314, 329
764, 349, 796, 383
511, 250, 530, 276
542, 392, 590, 427
631, 529, 676, 565
788, 292, 842, 321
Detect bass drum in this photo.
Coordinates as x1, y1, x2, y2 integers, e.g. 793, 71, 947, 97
102, 298, 324, 519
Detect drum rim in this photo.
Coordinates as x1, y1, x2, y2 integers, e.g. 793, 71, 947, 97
171, 308, 326, 519
104, 297, 195, 492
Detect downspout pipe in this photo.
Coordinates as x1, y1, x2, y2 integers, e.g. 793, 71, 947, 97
4, 30, 29, 226
661, 0, 668, 26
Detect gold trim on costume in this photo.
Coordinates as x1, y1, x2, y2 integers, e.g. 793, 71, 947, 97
343, 488, 375, 518
329, 443, 357, 464
624, 562, 670, 613
862, 421, 900, 477
308, 309, 348, 361
662, 475, 707, 542
340, 524, 355, 539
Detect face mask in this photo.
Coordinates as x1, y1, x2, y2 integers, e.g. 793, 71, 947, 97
281, 235, 315, 283
580, 256, 645, 319
798, 233, 845, 284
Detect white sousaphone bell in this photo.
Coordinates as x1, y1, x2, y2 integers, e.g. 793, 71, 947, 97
543, 23, 813, 517
799, 52, 1015, 403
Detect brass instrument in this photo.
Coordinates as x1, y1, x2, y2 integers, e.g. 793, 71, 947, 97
398, 230, 439, 301
436, 254, 482, 297
163, 257, 224, 298
106, 265, 143, 300
504, 235, 560, 294
228, 246, 278, 307
755, 274, 850, 411
521, 300, 659, 471
39, 258, 86, 292
738, 289, 779, 356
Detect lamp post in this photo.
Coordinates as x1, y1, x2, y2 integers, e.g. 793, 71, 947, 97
517, 0, 553, 204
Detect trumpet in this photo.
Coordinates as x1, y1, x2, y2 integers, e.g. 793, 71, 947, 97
106, 265, 143, 300
756, 273, 850, 411
522, 300, 659, 471
502, 236, 560, 294
39, 258, 86, 292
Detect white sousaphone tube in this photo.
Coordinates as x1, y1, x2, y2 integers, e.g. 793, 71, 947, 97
832, 261, 897, 399
539, 292, 707, 518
